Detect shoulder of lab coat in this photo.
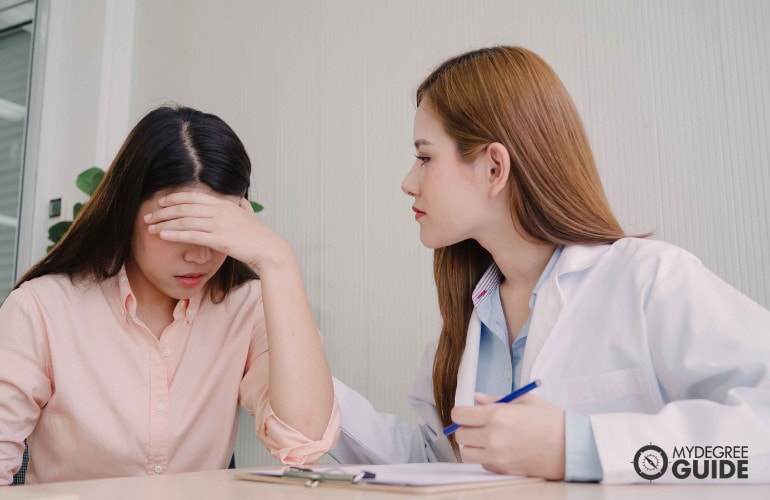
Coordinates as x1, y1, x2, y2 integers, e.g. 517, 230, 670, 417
572, 238, 770, 484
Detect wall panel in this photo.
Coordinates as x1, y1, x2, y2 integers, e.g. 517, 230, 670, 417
120, 0, 770, 465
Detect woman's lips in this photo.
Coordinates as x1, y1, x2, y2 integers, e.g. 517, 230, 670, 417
412, 206, 426, 220
175, 274, 205, 288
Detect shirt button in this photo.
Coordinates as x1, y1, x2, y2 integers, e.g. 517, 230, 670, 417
156, 403, 164, 412
154, 465, 163, 474
162, 349, 171, 357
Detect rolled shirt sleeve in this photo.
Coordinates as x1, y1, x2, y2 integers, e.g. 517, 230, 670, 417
239, 323, 340, 465
257, 399, 340, 465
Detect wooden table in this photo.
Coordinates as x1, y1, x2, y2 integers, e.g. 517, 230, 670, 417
2, 468, 769, 499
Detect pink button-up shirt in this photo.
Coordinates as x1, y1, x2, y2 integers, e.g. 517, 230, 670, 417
0, 268, 340, 485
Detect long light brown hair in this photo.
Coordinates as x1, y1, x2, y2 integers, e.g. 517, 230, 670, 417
418, 46, 628, 453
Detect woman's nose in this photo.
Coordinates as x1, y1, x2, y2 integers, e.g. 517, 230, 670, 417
184, 245, 212, 264
401, 165, 419, 197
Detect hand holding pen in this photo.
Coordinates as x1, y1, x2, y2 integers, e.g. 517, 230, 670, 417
443, 380, 541, 436
447, 379, 566, 480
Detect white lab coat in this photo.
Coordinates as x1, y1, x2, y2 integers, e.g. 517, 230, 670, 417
330, 238, 770, 484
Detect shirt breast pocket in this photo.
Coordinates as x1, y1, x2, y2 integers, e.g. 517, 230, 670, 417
542, 368, 661, 415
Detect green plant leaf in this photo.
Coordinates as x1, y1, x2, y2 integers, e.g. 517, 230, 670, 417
249, 201, 264, 213
73, 202, 84, 219
76, 167, 105, 196
48, 221, 72, 244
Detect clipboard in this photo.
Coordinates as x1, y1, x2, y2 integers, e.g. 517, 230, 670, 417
235, 463, 542, 494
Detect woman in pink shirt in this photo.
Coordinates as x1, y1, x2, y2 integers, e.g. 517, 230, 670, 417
0, 105, 339, 485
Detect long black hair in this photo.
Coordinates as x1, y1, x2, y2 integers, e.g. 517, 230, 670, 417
17, 105, 258, 300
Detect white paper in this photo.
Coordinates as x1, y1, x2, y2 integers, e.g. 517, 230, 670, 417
247, 463, 526, 486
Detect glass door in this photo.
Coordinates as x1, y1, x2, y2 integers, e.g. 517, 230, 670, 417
0, 0, 35, 300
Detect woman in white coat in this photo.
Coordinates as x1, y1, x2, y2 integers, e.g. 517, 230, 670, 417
329, 46, 770, 484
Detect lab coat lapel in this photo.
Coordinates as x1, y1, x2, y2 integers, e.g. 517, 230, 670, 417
454, 310, 481, 407
521, 276, 564, 381
521, 243, 611, 381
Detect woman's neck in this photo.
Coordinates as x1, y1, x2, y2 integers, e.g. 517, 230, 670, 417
476, 222, 556, 290
124, 261, 176, 338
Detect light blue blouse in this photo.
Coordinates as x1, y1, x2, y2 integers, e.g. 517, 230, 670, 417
472, 246, 602, 481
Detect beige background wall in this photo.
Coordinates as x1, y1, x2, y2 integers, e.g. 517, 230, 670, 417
22, 0, 770, 466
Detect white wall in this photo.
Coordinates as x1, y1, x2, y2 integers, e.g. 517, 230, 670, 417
18, 0, 134, 274
26, 0, 770, 467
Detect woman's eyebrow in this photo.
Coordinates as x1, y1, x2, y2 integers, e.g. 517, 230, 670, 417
414, 139, 434, 148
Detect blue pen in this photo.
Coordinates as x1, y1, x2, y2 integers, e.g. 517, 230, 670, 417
442, 379, 542, 436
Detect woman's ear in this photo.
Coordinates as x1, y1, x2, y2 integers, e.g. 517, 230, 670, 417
485, 142, 510, 198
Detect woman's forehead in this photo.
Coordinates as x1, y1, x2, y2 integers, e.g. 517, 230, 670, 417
149, 183, 240, 203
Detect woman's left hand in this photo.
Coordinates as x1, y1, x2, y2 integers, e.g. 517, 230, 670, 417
144, 191, 289, 271
452, 392, 566, 479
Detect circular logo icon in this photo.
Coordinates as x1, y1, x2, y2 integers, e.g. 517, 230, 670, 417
633, 444, 668, 481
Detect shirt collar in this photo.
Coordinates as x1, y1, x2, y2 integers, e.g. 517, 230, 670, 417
109, 266, 203, 324
552, 242, 611, 277
472, 263, 503, 308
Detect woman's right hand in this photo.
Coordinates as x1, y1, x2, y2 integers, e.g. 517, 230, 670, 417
452, 392, 566, 480
145, 190, 291, 272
